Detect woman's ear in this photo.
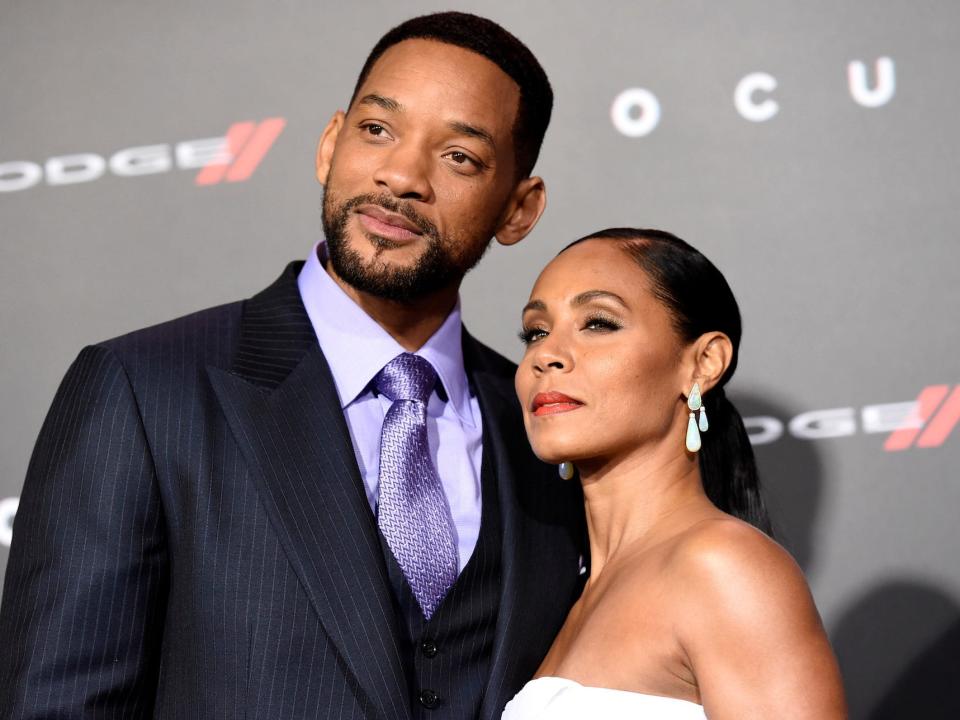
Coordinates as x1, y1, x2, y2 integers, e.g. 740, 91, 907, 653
315, 110, 345, 185
494, 176, 547, 246
690, 332, 733, 393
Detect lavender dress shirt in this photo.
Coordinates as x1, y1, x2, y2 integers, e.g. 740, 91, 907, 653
297, 242, 483, 572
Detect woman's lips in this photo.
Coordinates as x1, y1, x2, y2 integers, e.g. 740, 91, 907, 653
531, 391, 584, 416
356, 205, 423, 242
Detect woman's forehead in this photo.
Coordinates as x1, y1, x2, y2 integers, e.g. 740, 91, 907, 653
535, 240, 650, 296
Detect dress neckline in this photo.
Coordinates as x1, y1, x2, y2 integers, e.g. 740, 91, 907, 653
529, 676, 704, 708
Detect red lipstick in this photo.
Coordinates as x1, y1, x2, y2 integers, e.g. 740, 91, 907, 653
531, 391, 584, 416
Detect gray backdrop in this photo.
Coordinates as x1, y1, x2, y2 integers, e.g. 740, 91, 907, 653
2, 1, 958, 716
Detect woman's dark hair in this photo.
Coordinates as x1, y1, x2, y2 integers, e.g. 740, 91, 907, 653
563, 228, 773, 535
351, 11, 553, 179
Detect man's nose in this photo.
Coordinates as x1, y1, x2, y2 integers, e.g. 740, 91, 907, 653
372, 142, 433, 202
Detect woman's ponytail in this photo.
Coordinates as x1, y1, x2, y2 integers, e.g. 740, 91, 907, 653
699, 389, 773, 535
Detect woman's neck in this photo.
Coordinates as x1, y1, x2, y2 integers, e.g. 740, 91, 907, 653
578, 440, 711, 579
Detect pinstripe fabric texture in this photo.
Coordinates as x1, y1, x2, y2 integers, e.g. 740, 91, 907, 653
0, 262, 586, 719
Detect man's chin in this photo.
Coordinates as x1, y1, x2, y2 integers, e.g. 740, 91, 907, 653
326, 235, 444, 302
341, 224, 428, 260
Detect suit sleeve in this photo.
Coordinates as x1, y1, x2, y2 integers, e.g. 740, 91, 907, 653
0, 345, 168, 719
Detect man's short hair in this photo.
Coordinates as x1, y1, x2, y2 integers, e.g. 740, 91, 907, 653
350, 11, 553, 179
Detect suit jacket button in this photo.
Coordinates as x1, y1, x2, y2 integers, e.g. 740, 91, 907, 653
421, 640, 438, 658
419, 689, 440, 709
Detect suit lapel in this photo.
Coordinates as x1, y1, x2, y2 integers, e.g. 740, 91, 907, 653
208, 264, 411, 720
464, 333, 586, 720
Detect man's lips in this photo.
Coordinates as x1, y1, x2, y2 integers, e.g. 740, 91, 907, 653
531, 391, 584, 416
355, 204, 424, 242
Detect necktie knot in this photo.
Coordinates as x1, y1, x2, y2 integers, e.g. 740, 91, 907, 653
375, 353, 437, 404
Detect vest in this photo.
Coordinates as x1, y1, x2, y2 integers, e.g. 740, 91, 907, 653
378, 436, 503, 719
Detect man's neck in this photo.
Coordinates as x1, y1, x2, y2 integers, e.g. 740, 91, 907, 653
324, 260, 459, 352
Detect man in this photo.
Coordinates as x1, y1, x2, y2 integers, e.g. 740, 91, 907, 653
0, 12, 584, 719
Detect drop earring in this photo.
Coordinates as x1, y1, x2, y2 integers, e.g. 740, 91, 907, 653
686, 382, 705, 452
558, 461, 575, 480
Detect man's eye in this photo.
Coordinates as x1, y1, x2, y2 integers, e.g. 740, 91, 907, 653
362, 124, 387, 137
444, 151, 482, 170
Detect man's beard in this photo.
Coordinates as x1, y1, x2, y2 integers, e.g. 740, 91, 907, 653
321, 189, 493, 303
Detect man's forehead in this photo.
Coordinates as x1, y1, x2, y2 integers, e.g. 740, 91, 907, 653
364, 38, 518, 85
355, 39, 520, 129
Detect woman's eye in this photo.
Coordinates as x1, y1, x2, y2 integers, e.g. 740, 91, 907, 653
518, 326, 548, 345
584, 317, 621, 332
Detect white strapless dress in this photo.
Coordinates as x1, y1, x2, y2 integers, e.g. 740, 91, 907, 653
502, 677, 706, 719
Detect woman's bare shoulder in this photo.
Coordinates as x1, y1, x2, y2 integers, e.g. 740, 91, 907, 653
665, 515, 828, 664
612, 514, 815, 636
668, 516, 845, 716
668, 514, 805, 591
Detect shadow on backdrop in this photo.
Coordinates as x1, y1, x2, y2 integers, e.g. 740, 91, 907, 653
734, 391, 960, 718
832, 581, 960, 720
731, 391, 824, 573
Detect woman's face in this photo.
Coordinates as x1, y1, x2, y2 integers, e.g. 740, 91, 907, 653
515, 239, 692, 466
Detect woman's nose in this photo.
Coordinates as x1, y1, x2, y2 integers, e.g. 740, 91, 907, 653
532, 336, 572, 374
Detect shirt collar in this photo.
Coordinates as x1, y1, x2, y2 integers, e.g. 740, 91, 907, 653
297, 241, 475, 427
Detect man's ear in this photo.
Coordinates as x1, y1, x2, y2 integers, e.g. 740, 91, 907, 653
688, 332, 734, 393
494, 176, 547, 246
315, 110, 345, 186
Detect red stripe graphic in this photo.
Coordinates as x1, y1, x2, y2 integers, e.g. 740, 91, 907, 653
883, 385, 949, 452
916, 385, 960, 448
225, 118, 286, 182
195, 118, 285, 186
195, 122, 255, 186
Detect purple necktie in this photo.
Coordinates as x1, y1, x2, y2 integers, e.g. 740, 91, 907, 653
375, 353, 458, 619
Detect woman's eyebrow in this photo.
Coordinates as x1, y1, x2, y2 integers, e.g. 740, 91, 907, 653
522, 299, 546, 314
571, 289, 628, 308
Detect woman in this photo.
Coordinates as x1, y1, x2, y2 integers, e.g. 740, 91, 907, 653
504, 229, 846, 719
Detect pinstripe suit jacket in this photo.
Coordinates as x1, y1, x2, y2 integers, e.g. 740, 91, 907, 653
0, 263, 585, 719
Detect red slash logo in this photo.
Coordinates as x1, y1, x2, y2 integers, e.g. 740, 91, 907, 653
884, 385, 960, 451
195, 117, 286, 186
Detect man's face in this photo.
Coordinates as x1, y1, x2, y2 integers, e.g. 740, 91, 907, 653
318, 39, 524, 302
